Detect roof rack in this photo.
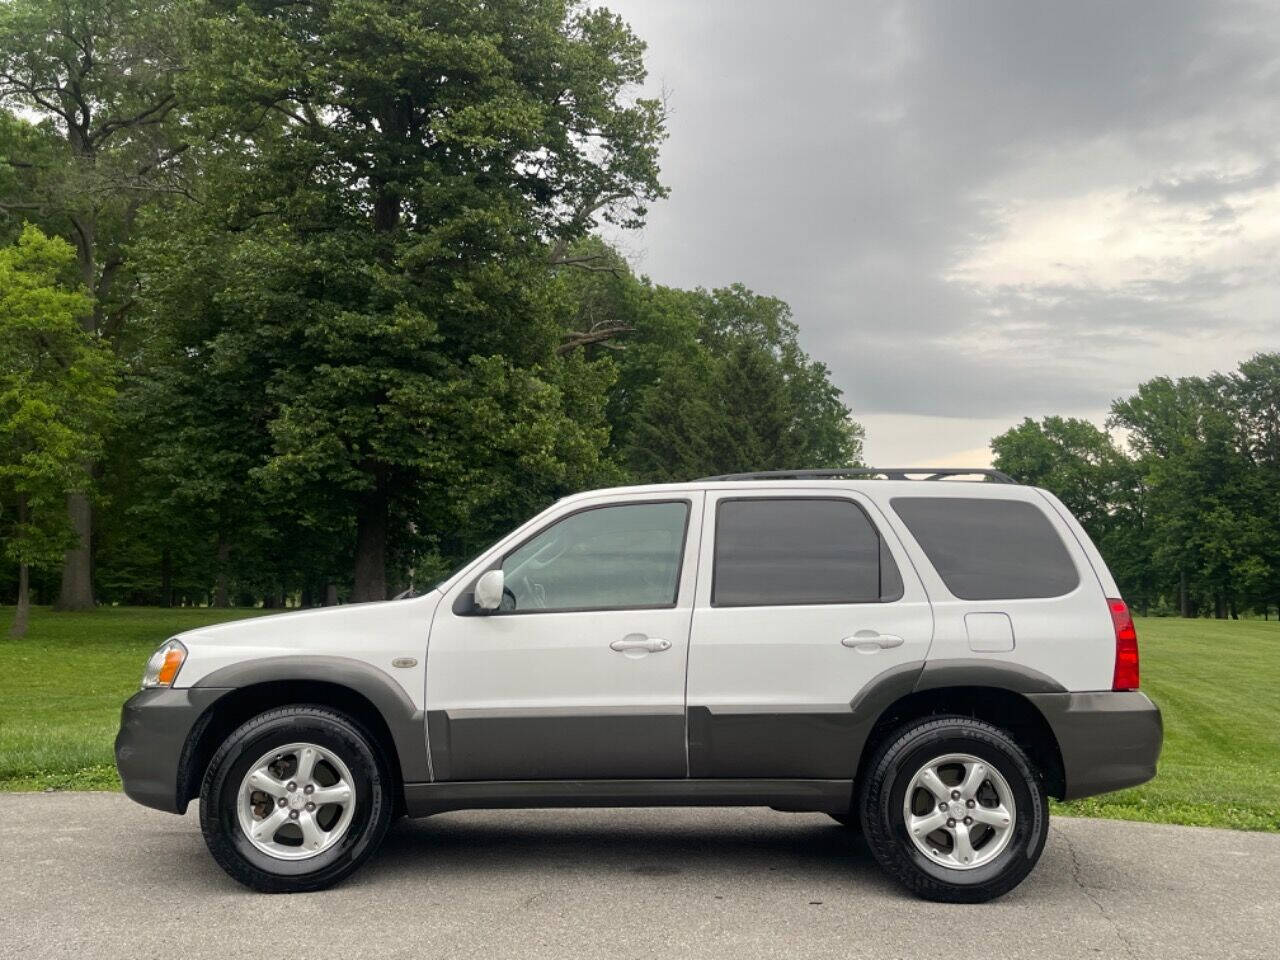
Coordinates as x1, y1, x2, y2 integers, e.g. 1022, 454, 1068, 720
697, 467, 1017, 484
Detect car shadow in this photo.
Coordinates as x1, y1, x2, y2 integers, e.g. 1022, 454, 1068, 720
358, 810, 891, 890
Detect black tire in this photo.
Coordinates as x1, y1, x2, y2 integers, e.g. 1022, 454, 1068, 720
199, 705, 394, 893
860, 716, 1049, 903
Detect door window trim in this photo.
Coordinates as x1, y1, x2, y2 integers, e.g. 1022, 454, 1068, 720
710, 495, 904, 608
455, 498, 694, 617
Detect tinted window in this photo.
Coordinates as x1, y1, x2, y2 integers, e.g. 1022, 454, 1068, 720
501, 502, 688, 612
713, 498, 904, 606
891, 497, 1079, 600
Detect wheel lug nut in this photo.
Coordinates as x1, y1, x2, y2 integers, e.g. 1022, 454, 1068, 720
287, 781, 297, 792
306, 802, 315, 811
304, 784, 314, 795
964, 816, 973, 825
939, 802, 948, 811
277, 798, 287, 808
289, 810, 299, 820
966, 799, 975, 808
946, 818, 955, 827
950, 790, 960, 800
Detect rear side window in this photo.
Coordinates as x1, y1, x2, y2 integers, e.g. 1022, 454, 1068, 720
713, 498, 904, 606
891, 497, 1079, 600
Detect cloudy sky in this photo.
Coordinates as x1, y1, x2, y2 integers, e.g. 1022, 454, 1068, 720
604, 0, 1280, 466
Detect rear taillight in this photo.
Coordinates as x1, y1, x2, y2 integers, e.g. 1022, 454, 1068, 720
1108, 598, 1139, 691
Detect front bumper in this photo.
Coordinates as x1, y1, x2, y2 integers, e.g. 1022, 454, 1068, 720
1028, 690, 1163, 800
114, 687, 229, 814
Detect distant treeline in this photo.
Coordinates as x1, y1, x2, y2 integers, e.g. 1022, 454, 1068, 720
993, 354, 1280, 619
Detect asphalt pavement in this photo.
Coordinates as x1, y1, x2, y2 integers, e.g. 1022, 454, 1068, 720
1, 793, 1276, 960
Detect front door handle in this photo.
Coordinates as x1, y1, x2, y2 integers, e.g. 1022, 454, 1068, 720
841, 631, 904, 651
610, 635, 672, 653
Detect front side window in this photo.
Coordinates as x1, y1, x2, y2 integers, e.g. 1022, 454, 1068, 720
712, 498, 904, 606
500, 501, 689, 612
891, 497, 1079, 600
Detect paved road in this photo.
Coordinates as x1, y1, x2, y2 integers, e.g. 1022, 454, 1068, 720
1, 794, 1276, 960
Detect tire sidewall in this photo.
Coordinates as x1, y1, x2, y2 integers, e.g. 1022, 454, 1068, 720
202, 710, 390, 889
863, 719, 1049, 899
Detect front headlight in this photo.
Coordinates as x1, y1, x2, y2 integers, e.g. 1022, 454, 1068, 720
141, 639, 187, 689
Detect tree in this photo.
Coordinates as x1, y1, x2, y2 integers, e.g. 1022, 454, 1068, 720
989, 416, 1155, 608
0, 0, 187, 608
150, 0, 667, 601
1111, 375, 1254, 617
992, 356, 1280, 619
622, 285, 863, 480
0, 225, 114, 636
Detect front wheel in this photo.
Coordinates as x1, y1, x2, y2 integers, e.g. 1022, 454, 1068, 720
199, 705, 394, 893
860, 716, 1049, 903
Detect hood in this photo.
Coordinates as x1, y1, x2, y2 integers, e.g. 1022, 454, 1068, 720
172, 591, 443, 689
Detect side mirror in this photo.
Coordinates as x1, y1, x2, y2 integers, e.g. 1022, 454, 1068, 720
473, 569, 505, 612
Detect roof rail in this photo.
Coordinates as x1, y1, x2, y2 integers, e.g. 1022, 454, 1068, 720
697, 467, 1017, 484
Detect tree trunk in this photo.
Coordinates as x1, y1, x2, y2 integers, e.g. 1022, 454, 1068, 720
161, 548, 173, 608
56, 491, 95, 610
1179, 570, 1190, 618
213, 537, 231, 608
11, 562, 30, 639
325, 582, 339, 606
57, 210, 99, 612
11, 495, 31, 638
1214, 593, 1226, 620
352, 478, 388, 603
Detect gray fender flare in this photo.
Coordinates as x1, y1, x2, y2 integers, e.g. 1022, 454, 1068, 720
845, 658, 1067, 779
913, 659, 1067, 695
194, 656, 430, 783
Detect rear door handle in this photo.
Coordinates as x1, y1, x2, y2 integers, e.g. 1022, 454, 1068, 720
841, 631, 904, 651
610, 636, 671, 653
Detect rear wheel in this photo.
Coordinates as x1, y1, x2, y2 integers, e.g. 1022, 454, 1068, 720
860, 716, 1048, 903
199, 705, 393, 893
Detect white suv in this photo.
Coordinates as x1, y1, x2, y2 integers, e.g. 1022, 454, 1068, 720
116, 468, 1161, 902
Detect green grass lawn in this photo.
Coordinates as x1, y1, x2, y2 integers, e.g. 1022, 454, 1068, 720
1, 607, 1277, 831
1052, 616, 1280, 832
0, 606, 268, 791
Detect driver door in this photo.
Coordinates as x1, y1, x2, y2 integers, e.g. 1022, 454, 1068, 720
426, 493, 703, 781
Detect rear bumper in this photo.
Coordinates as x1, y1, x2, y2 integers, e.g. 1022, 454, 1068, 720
1028, 691, 1163, 800
114, 687, 229, 814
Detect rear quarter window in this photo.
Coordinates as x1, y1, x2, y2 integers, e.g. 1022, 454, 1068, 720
890, 496, 1079, 600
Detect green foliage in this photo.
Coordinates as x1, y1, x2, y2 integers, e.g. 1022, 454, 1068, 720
0, 1, 864, 607
0, 225, 114, 576
994, 354, 1280, 617
635, 284, 862, 480
556, 252, 863, 482
0, 0, 187, 334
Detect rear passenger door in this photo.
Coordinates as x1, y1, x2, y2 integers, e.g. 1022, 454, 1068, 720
685, 490, 934, 779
